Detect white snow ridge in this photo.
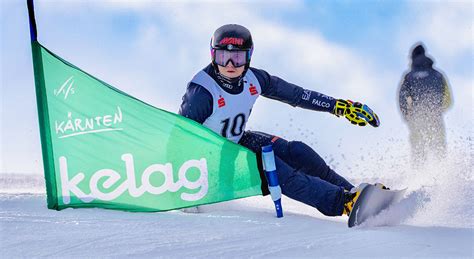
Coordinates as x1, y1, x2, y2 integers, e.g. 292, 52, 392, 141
1, 169, 473, 257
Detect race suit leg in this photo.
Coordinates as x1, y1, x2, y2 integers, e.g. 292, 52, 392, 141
274, 156, 345, 216
272, 137, 354, 191
239, 131, 354, 190
239, 131, 350, 216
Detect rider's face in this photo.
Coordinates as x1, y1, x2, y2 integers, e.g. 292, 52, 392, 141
217, 62, 245, 78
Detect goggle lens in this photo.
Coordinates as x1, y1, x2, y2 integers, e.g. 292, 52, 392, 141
214, 49, 248, 67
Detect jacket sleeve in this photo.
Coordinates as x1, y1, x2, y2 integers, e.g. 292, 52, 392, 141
441, 76, 453, 111
398, 73, 412, 120
250, 67, 336, 113
178, 83, 213, 124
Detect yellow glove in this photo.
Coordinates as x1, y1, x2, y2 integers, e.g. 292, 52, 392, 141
333, 99, 380, 127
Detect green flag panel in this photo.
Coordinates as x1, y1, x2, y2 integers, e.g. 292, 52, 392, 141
31, 42, 262, 211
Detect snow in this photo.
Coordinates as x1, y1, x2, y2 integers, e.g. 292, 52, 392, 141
1, 130, 472, 257
1, 193, 472, 258
1, 174, 473, 258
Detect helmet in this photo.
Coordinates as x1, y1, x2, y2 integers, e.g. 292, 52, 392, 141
211, 24, 253, 51
411, 42, 426, 60
210, 24, 253, 68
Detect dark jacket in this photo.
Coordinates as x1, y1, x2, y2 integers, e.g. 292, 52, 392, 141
398, 45, 452, 121
179, 64, 336, 124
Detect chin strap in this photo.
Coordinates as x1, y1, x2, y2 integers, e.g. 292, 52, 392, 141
215, 72, 244, 91
212, 63, 248, 91
216, 71, 241, 84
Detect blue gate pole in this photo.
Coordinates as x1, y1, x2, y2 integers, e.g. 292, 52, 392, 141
262, 145, 283, 218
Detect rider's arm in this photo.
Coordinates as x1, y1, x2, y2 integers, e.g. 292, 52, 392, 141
249, 67, 336, 113
441, 75, 452, 111
250, 67, 379, 127
398, 73, 412, 120
178, 83, 213, 124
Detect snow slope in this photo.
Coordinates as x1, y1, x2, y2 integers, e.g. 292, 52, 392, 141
1, 131, 472, 257
1, 192, 472, 258
1, 172, 473, 258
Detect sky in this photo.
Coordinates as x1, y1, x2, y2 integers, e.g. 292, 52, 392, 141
1, 0, 472, 175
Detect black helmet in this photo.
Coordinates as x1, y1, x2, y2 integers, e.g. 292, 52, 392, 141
210, 24, 254, 67
411, 43, 426, 60
211, 24, 253, 51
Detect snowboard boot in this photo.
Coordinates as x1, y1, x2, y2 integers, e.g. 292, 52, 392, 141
343, 187, 362, 216
343, 183, 389, 215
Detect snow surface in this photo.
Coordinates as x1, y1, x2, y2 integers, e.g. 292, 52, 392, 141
1, 168, 473, 258
1, 129, 473, 257
1, 192, 472, 258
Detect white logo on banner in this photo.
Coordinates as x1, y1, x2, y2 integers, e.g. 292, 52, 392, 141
59, 154, 209, 204
55, 106, 123, 139
54, 76, 75, 99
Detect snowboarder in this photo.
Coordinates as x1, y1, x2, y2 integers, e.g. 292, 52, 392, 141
398, 42, 452, 165
179, 24, 381, 217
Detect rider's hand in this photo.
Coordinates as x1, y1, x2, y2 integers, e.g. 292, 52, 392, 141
333, 99, 380, 127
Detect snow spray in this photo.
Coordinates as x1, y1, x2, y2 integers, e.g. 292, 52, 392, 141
262, 145, 283, 218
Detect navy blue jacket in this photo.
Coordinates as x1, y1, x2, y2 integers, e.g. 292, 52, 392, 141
399, 48, 451, 120
179, 64, 336, 124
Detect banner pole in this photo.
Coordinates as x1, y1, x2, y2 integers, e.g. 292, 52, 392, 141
27, 0, 38, 42
27, 0, 59, 209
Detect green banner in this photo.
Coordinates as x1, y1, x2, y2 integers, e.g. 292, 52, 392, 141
31, 41, 262, 211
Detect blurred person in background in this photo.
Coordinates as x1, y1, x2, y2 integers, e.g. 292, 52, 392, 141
398, 42, 452, 166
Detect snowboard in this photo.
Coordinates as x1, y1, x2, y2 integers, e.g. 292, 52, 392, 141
348, 184, 406, 228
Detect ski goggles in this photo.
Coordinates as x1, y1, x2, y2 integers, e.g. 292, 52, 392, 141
212, 49, 250, 67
